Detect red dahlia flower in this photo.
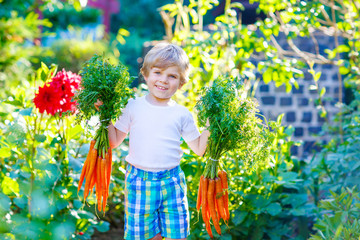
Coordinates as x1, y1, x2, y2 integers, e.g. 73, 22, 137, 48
33, 69, 81, 116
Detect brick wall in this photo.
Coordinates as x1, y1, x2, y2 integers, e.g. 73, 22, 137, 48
254, 33, 344, 158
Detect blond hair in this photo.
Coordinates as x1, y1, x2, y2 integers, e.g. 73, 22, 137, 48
140, 42, 190, 85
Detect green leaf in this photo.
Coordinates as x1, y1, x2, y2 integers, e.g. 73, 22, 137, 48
13, 196, 27, 209
0, 193, 11, 215
266, 202, 282, 216
232, 210, 248, 225
1, 176, 20, 196
336, 44, 350, 53
51, 222, 76, 240
34, 134, 46, 143
339, 66, 350, 75
314, 72, 321, 82
30, 190, 53, 219
41, 62, 49, 74
220, 233, 233, 240
68, 124, 83, 140
325, 49, 337, 59
319, 87, 326, 97
0, 147, 11, 158
263, 69, 271, 84
95, 221, 110, 233
73, 0, 82, 11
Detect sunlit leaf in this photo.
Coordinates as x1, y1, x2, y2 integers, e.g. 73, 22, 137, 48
0, 147, 11, 158
1, 176, 20, 196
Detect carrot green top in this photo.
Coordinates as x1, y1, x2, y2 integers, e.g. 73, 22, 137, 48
196, 76, 270, 172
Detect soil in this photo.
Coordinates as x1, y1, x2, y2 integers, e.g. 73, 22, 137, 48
91, 226, 125, 240
91, 206, 125, 240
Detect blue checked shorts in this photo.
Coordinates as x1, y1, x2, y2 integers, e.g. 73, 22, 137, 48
124, 164, 190, 240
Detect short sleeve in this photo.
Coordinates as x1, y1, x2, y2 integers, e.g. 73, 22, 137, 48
181, 111, 201, 142
114, 100, 132, 134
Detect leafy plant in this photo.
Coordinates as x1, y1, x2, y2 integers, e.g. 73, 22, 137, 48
43, 4, 101, 30
0, 64, 109, 240
310, 187, 360, 240
185, 115, 312, 240
36, 28, 119, 74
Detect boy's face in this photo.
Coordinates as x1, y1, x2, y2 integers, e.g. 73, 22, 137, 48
144, 66, 182, 104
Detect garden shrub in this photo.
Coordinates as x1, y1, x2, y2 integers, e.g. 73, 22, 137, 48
183, 115, 312, 240
0, 64, 111, 239
310, 187, 360, 240
0, 11, 51, 98
43, 4, 101, 30
303, 90, 360, 207
37, 36, 119, 74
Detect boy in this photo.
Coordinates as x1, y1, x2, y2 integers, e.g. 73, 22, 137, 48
96, 43, 209, 240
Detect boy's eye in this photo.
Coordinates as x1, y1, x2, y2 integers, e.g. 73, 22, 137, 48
170, 75, 177, 79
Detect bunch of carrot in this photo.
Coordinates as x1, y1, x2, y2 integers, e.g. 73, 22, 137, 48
196, 169, 229, 238
77, 126, 113, 213
196, 74, 271, 237
74, 55, 134, 213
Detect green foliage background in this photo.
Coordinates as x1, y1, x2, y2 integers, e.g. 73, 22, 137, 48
0, 0, 360, 239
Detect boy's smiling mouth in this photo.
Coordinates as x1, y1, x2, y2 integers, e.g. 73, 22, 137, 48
156, 85, 168, 90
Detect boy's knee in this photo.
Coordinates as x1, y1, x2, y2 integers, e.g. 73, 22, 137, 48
148, 233, 163, 240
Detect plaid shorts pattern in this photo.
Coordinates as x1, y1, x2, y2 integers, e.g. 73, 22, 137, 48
124, 164, 190, 240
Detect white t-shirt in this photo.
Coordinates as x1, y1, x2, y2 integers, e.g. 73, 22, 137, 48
114, 95, 200, 172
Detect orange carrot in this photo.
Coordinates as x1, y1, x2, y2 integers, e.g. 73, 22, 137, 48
103, 148, 112, 210
207, 179, 221, 235
202, 177, 212, 238
101, 156, 107, 212
96, 155, 103, 212
196, 175, 203, 211
105, 148, 112, 195
94, 159, 102, 211
84, 148, 98, 200
215, 193, 219, 221
77, 139, 96, 193
201, 176, 209, 224
218, 170, 229, 220
215, 177, 226, 221
90, 160, 97, 196
205, 221, 213, 239
89, 161, 97, 196
78, 158, 89, 193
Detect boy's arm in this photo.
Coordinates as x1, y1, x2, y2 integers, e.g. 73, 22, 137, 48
187, 129, 210, 156
108, 123, 127, 149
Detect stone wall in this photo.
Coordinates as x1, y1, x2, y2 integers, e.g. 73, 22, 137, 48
254, 33, 344, 158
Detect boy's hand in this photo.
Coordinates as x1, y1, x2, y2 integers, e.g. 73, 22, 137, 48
94, 99, 103, 111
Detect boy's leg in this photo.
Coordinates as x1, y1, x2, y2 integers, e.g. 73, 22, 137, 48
124, 166, 162, 240
164, 238, 186, 240
148, 233, 163, 240
159, 168, 190, 239
149, 233, 187, 240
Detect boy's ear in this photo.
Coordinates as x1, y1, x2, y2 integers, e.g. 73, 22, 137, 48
178, 82, 185, 89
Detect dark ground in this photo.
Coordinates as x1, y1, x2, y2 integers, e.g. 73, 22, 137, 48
91, 204, 125, 240
92, 227, 124, 240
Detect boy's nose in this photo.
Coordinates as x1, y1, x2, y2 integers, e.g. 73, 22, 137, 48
159, 76, 168, 83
